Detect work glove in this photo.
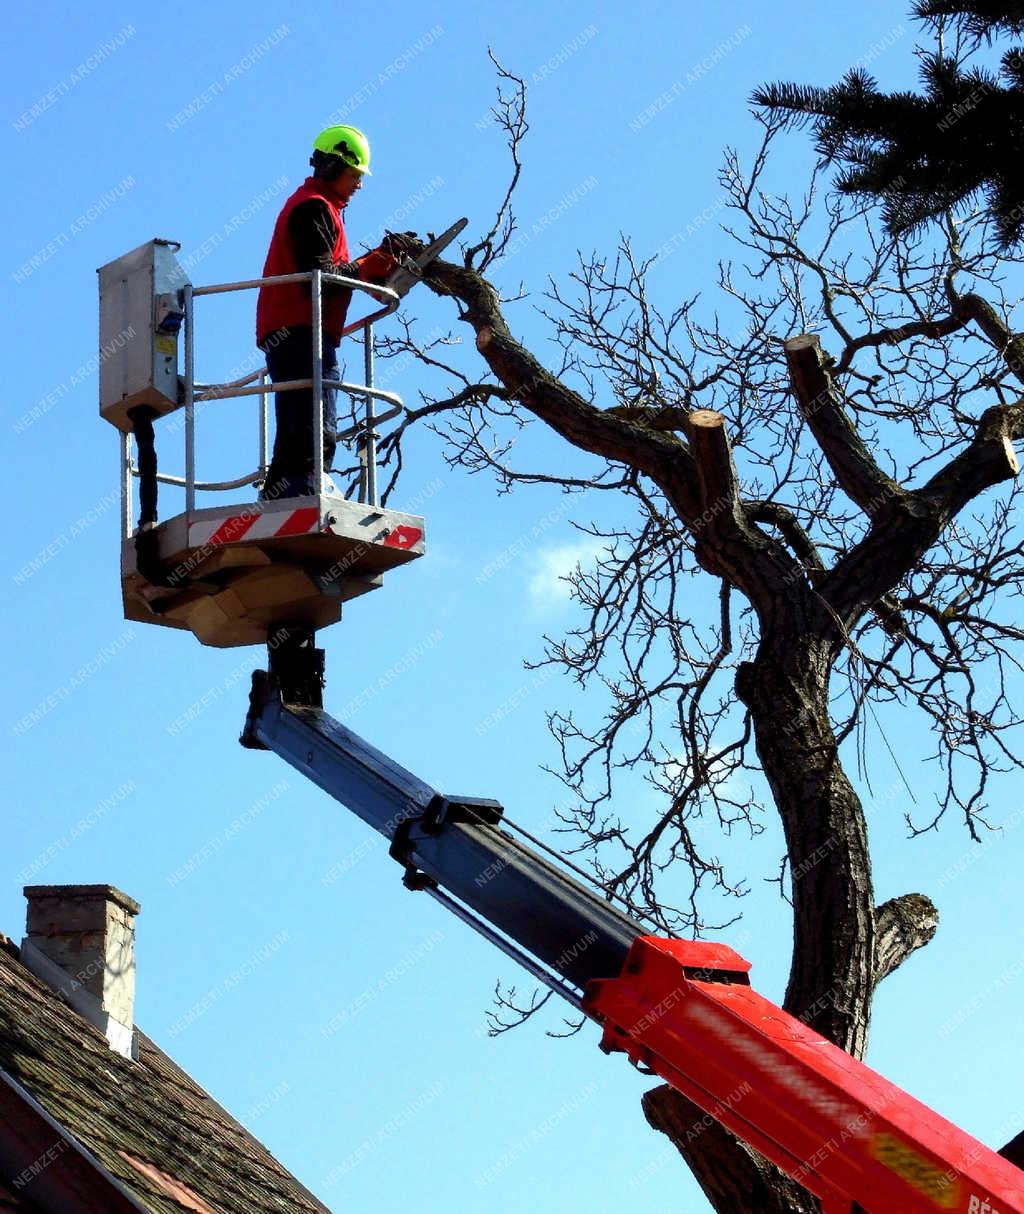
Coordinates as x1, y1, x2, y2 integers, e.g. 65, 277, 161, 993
354, 247, 398, 284
330, 260, 361, 281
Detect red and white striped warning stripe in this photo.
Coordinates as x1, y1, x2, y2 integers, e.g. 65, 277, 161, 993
187, 510, 424, 553
188, 507, 321, 550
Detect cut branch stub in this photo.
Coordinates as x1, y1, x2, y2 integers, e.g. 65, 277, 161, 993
679, 409, 805, 607
1000, 431, 1021, 477
685, 409, 744, 537
919, 400, 1023, 518
872, 893, 938, 990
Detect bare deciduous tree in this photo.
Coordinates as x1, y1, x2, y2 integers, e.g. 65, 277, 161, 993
359, 48, 1024, 1214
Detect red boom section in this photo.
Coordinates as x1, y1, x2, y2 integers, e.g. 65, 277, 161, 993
584, 937, 1023, 1214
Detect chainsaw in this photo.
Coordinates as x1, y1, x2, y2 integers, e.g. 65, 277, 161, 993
382, 217, 468, 299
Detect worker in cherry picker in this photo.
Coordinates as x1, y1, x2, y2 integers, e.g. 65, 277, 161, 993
255, 125, 407, 499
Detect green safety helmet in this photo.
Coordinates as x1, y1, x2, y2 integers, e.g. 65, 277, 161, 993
312, 125, 372, 176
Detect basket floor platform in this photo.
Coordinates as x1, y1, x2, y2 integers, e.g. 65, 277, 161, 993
122, 493, 425, 647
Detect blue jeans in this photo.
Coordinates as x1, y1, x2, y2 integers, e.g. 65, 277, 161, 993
262, 327, 338, 497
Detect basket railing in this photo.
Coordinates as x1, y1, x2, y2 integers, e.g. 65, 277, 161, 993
122, 270, 402, 540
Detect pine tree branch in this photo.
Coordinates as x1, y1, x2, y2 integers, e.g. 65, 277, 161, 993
914, 1, 1024, 36
755, 32, 1024, 249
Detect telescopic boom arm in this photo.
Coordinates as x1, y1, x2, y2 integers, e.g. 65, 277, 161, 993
241, 659, 1023, 1214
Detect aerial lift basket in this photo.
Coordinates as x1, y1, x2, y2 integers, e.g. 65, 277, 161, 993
97, 237, 427, 647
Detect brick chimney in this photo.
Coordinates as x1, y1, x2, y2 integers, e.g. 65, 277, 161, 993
21, 884, 141, 1060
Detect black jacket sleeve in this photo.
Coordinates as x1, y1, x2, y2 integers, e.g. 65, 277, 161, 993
287, 200, 347, 273
286, 201, 358, 308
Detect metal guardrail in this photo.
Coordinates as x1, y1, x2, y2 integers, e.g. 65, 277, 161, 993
124, 270, 404, 538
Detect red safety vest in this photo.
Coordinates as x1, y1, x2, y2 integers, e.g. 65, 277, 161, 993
256, 177, 351, 347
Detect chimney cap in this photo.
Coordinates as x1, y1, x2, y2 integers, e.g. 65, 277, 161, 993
23, 884, 141, 916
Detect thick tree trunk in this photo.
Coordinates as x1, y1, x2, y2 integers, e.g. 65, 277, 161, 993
641, 634, 940, 1214
736, 640, 875, 1053
640, 634, 875, 1214
643, 1085, 823, 1214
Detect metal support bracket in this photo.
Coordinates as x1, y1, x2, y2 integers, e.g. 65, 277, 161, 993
240, 627, 325, 749
389, 794, 504, 890
267, 627, 325, 710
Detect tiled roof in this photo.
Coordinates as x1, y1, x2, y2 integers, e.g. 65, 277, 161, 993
0, 938, 332, 1214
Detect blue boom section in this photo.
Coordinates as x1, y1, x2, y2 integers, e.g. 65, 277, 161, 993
245, 688, 641, 993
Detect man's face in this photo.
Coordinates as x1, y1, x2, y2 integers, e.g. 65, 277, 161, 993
330, 165, 364, 205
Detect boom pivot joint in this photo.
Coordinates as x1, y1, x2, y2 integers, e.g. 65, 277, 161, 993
240, 626, 324, 749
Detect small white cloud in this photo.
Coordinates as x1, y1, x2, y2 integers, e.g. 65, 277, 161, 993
661, 745, 752, 805
527, 538, 605, 609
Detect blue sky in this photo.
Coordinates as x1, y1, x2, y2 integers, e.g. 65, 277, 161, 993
3, 2, 1023, 1211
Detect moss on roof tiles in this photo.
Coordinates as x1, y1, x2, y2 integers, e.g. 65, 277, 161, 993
0, 945, 333, 1214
